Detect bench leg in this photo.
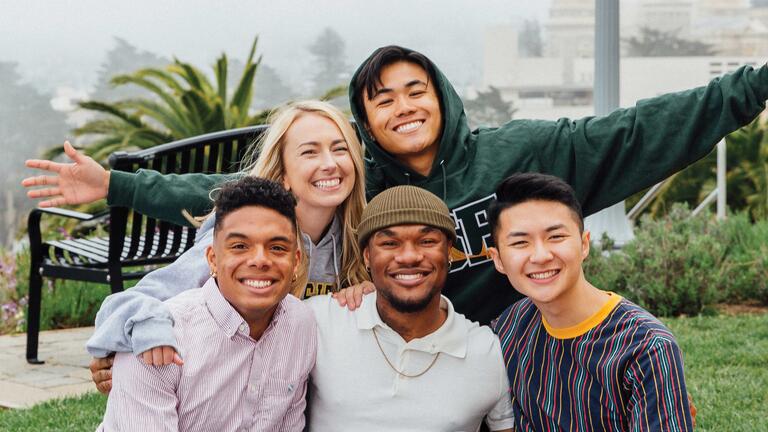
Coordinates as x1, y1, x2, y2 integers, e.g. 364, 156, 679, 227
26, 268, 44, 365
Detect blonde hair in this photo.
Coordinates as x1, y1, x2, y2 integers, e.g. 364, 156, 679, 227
240, 100, 368, 297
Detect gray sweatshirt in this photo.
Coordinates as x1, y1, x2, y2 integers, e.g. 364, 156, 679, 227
86, 214, 343, 358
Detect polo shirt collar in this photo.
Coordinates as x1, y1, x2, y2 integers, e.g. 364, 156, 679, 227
356, 291, 468, 359
202, 277, 286, 338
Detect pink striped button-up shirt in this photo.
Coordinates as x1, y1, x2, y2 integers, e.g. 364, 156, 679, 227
98, 278, 317, 432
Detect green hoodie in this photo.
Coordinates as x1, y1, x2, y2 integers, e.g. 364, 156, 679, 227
109, 59, 768, 324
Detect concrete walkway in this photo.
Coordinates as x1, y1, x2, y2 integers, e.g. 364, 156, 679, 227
0, 327, 96, 409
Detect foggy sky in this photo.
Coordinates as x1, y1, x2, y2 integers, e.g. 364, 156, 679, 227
0, 0, 551, 93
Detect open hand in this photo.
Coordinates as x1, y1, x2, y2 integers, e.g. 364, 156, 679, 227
23, 141, 110, 207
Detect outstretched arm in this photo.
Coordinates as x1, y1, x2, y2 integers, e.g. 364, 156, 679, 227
107, 169, 235, 227
495, 64, 768, 216
23, 141, 238, 227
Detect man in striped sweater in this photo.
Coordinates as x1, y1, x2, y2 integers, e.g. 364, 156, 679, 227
487, 173, 694, 431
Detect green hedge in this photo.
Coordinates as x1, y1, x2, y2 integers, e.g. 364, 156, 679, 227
585, 205, 768, 317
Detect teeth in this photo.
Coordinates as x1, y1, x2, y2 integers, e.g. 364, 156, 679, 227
528, 270, 558, 280
395, 121, 423, 133
313, 178, 340, 189
243, 279, 273, 288
394, 273, 423, 280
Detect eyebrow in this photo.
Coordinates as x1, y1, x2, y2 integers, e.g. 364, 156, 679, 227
375, 229, 397, 238
372, 79, 428, 98
224, 232, 293, 243
298, 139, 346, 148
505, 224, 567, 238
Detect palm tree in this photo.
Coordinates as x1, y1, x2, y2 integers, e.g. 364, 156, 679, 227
47, 37, 270, 162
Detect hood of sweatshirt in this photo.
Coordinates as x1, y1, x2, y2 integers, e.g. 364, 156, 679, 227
349, 52, 474, 200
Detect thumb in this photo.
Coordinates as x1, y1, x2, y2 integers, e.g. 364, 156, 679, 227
63, 141, 83, 163
172, 352, 184, 366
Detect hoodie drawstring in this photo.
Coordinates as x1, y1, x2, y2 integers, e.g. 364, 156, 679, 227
439, 159, 447, 199
330, 232, 340, 290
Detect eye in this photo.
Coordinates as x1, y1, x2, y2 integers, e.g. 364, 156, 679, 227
379, 240, 397, 247
550, 234, 567, 241
271, 244, 289, 253
410, 90, 426, 97
377, 99, 393, 107
300, 149, 317, 156
421, 237, 438, 245
332, 145, 349, 153
230, 242, 247, 250
509, 241, 528, 248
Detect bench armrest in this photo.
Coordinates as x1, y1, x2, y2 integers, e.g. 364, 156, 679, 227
30, 207, 95, 221
27, 208, 97, 259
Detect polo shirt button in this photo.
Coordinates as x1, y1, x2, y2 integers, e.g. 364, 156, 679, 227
249, 384, 257, 393
239, 323, 247, 333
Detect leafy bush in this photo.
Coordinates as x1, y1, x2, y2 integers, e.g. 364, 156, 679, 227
1, 246, 112, 335
585, 205, 768, 317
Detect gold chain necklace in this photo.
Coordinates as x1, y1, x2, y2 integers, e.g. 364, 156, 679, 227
372, 327, 440, 378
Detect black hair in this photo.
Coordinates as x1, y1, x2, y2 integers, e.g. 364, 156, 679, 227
353, 45, 439, 126
213, 176, 298, 233
488, 173, 584, 242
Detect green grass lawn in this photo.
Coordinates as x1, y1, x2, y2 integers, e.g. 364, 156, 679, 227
0, 313, 766, 431
664, 312, 768, 431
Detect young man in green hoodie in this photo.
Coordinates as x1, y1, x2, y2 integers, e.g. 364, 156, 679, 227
25, 46, 768, 325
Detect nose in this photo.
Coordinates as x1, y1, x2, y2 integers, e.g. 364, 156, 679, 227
318, 148, 337, 171
394, 94, 416, 117
247, 246, 272, 268
394, 241, 424, 265
530, 241, 553, 264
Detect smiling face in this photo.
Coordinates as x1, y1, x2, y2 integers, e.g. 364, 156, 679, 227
489, 200, 590, 306
206, 206, 300, 321
362, 61, 442, 175
364, 224, 449, 313
281, 113, 356, 213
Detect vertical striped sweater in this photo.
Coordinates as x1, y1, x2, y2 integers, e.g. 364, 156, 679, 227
493, 293, 693, 431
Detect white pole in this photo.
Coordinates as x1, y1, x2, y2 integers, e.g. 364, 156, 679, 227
717, 139, 726, 219
585, 0, 635, 247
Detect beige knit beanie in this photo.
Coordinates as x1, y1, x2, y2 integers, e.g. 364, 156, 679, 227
357, 186, 457, 248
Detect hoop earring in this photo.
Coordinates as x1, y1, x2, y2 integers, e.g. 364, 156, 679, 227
210, 270, 217, 278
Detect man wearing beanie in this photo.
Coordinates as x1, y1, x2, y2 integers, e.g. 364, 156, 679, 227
304, 186, 513, 432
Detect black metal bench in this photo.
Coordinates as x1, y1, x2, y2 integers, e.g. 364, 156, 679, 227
26, 125, 268, 364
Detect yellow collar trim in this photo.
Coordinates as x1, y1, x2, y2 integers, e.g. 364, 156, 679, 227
542, 292, 622, 340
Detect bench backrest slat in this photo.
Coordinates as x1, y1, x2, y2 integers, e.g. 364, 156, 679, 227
106, 126, 268, 265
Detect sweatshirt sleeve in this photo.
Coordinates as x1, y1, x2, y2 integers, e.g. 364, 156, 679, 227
85, 227, 214, 358
107, 169, 239, 227
503, 64, 768, 216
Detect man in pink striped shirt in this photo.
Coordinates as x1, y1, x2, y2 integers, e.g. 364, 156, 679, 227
98, 177, 316, 432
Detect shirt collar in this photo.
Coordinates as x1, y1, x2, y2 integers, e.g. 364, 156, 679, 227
355, 291, 468, 359
202, 277, 286, 339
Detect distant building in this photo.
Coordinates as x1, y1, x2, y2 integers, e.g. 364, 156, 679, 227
544, 0, 595, 58
482, 34, 763, 120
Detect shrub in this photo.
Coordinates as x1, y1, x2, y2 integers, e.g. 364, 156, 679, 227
1, 245, 112, 335
716, 215, 768, 304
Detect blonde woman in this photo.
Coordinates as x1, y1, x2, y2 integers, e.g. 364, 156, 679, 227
30, 101, 371, 386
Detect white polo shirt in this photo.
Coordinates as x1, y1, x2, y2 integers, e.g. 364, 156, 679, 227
305, 292, 514, 432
